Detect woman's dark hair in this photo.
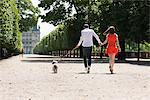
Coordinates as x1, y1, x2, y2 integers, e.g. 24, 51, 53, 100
109, 28, 115, 34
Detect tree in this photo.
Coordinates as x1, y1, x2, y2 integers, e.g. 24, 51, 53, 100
39, 0, 96, 24
108, 0, 150, 61
38, 0, 115, 57
128, 0, 150, 61
38, 0, 150, 60
17, 0, 39, 32
0, 0, 21, 57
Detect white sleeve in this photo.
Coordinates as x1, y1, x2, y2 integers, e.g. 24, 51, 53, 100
92, 30, 101, 43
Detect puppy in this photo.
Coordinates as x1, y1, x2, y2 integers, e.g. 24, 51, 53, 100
52, 60, 58, 73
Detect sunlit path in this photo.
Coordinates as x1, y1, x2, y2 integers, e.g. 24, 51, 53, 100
0, 55, 150, 100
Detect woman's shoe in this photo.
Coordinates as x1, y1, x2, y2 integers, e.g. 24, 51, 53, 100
109, 66, 113, 74
110, 69, 113, 74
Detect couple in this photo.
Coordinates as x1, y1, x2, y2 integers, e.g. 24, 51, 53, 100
72, 24, 121, 74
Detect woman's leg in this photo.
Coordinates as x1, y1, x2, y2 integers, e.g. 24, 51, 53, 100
111, 53, 116, 70
108, 54, 112, 68
108, 54, 115, 74
109, 53, 116, 74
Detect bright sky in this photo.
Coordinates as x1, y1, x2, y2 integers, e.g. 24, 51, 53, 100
31, 0, 56, 40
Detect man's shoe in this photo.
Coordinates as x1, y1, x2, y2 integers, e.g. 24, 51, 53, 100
87, 66, 90, 73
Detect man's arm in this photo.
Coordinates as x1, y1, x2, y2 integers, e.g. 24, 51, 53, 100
93, 30, 102, 45
72, 36, 83, 50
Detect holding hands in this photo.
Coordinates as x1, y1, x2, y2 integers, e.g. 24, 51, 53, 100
99, 42, 104, 46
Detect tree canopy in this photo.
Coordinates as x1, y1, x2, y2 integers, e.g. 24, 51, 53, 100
17, 0, 39, 32
0, 0, 21, 55
0, 0, 40, 57
38, 0, 149, 41
37, 0, 150, 60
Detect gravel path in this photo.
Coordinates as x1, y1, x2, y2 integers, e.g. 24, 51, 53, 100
0, 55, 150, 100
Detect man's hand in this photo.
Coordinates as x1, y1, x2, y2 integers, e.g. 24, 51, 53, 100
99, 42, 103, 46
73, 45, 79, 50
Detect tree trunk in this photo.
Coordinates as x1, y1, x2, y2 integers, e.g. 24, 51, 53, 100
137, 40, 140, 62
118, 39, 126, 60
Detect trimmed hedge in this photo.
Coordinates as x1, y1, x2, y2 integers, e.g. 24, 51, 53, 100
33, 17, 82, 54
0, 0, 22, 57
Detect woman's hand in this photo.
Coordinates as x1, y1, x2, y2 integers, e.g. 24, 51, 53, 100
100, 43, 103, 46
118, 47, 121, 52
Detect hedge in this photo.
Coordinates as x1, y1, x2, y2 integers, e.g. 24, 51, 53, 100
33, 17, 82, 54
0, 0, 22, 57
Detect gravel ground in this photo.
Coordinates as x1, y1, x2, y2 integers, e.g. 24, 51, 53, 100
0, 55, 150, 100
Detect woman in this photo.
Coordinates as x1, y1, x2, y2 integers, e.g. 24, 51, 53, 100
101, 26, 121, 74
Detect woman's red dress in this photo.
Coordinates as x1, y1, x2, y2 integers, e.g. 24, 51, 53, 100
106, 33, 118, 55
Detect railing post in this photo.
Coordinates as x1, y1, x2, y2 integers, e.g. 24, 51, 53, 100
73, 50, 75, 57
69, 50, 71, 58
67, 50, 69, 57
77, 49, 79, 58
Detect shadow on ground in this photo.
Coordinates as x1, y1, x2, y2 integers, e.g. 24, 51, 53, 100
21, 57, 150, 67
126, 61, 150, 66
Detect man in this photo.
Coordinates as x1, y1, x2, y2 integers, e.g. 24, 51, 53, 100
72, 24, 102, 73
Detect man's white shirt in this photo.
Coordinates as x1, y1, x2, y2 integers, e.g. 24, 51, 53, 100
77, 28, 101, 47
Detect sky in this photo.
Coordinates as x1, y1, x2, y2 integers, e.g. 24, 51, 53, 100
31, 0, 56, 40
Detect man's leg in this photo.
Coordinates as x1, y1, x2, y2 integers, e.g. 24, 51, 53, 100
86, 47, 92, 73
87, 47, 92, 67
82, 47, 87, 68
83, 56, 88, 68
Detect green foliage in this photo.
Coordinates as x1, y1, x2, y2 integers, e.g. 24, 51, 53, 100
38, 0, 92, 25
33, 17, 81, 53
108, 0, 149, 42
39, 0, 149, 41
38, 0, 114, 43
37, 0, 150, 56
125, 41, 150, 52
17, 0, 39, 32
0, 0, 21, 54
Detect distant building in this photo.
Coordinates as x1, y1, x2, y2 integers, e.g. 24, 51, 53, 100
22, 26, 40, 54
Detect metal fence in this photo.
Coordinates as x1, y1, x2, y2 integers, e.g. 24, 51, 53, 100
47, 49, 150, 59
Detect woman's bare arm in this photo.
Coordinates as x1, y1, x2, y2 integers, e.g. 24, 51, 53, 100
101, 35, 108, 46
116, 34, 121, 51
